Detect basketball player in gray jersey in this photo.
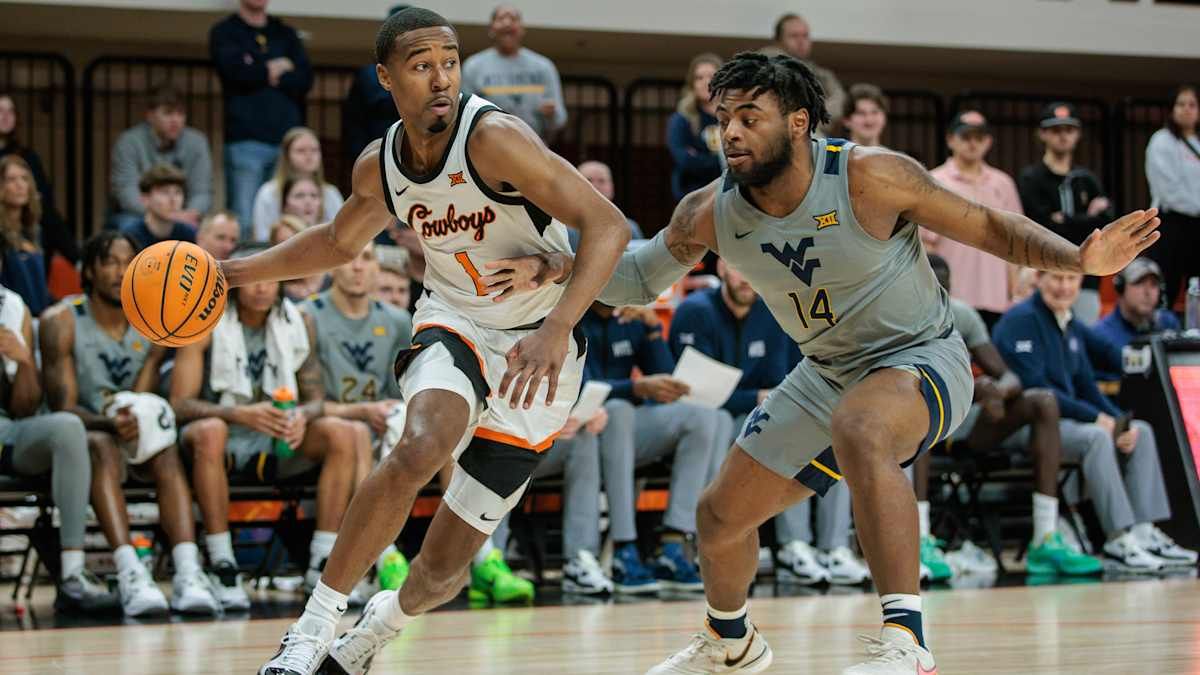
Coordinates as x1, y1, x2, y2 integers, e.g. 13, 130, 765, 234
513, 53, 1159, 674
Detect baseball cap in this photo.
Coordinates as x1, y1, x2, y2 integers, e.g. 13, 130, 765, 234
948, 110, 990, 136
1119, 257, 1163, 286
1040, 102, 1081, 129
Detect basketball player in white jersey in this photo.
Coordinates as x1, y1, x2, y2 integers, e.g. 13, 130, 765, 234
218, 8, 630, 675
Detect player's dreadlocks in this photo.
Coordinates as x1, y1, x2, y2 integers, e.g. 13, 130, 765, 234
708, 51, 831, 136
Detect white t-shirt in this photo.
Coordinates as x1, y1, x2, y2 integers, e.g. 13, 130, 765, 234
251, 180, 345, 241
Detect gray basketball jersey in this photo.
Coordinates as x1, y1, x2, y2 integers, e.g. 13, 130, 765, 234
713, 139, 953, 381
70, 295, 153, 414
303, 291, 413, 402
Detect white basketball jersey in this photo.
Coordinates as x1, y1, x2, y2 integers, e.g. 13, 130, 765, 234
379, 94, 571, 330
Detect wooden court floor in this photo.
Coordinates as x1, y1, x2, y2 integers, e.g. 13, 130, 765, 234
1, 578, 1198, 674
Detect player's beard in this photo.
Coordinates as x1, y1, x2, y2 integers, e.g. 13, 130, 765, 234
428, 116, 449, 133
729, 129, 793, 188
95, 285, 123, 308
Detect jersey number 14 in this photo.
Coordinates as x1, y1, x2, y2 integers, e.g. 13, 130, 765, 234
787, 288, 837, 328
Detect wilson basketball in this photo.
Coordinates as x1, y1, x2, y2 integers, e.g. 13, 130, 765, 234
121, 240, 227, 347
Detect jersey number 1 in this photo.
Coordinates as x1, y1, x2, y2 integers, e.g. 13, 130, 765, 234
787, 288, 837, 328
455, 251, 487, 296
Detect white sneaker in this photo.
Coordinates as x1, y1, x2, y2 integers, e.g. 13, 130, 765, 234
209, 560, 251, 611
348, 573, 379, 608
260, 615, 335, 675
323, 590, 404, 675
944, 540, 999, 576
821, 547, 871, 585
918, 563, 931, 582
1102, 531, 1165, 573
1136, 525, 1199, 567
644, 625, 772, 674
171, 569, 221, 615
842, 628, 937, 674
563, 550, 614, 595
773, 541, 830, 586
117, 564, 168, 617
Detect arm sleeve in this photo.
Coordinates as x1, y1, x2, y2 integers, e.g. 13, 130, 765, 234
597, 228, 695, 307
184, 133, 214, 213
994, 317, 1101, 422
666, 114, 721, 173
210, 24, 269, 89
110, 135, 145, 214
277, 29, 314, 96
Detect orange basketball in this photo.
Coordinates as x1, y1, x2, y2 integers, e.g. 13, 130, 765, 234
121, 240, 227, 347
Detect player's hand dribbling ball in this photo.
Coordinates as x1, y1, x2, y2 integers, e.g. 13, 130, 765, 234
121, 240, 227, 347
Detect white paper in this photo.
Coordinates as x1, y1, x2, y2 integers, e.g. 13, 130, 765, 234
672, 346, 743, 409
570, 381, 612, 421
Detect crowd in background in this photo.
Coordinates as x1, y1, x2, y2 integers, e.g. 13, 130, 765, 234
0, 0, 1198, 617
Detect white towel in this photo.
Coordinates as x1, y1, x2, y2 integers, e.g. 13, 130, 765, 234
0, 287, 26, 379
104, 391, 176, 465
210, 298, 309, 406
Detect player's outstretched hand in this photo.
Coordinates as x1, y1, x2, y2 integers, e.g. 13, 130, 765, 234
1079, 208, 1161, 276
480, 252, 573, 302
499, 320, 570, 409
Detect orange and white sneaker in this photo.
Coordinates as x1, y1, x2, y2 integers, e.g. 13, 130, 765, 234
842, 627, 937, 674
644, 624, 772, 674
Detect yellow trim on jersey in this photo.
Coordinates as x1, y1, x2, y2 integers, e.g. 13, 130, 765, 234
826, 144, 842, 153
810, 459, 843, 481
919, 367, 946, 446
480, 84, 547, 96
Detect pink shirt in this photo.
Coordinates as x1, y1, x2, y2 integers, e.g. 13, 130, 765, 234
926, 160, 1023, 313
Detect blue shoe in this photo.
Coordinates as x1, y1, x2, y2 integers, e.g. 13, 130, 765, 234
654, 541, 704, 592
612, 543, 661, 595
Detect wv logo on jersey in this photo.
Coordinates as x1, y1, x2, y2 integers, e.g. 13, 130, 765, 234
343, 341, 376, 373
813, 210, 839, 229
761, 238, 822, 286
247, 350, 268, 382
742, 408, 771, 439
98, 353, 133, 385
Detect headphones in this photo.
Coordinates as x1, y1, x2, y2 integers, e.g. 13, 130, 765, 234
1113, 268, 1167, 309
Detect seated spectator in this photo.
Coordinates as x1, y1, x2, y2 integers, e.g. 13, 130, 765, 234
119, 164, 197, 249
170, 243, 363, 602
668, 261, 868, 586
0, 92, 75, 266
342, 5, 406, 164
251, 127, 344, 239
913, 255, 1102, 578
280, 175, 324, 227
1094, 257, 1181, 351
570, 160, 643, 251
1145, 84, 1200, 307
40, 231, 219, 616
373, 246, 411, 310
0, 155, 51, 314
461, 4, 567, 143
771, 13, 846, 135
1017, 102, 1114, 325
842, 83, 888, 148
196, 210, 241, 261
270, 215, 326, 300
666, 53, 724, 203
925, 111, 1021, 325
303, 242, 412, 604
993, 270, 1198, 571
109, 83, 212, 231
581, 302, 718, 593
1012, 266, 1038, 303
0, 281, 115, 612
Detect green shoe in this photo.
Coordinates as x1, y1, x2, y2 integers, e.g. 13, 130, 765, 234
470, 549, 534, 604
378, 551, 410, 591
1026, 532, 1103, 576
920, 535, 953, 581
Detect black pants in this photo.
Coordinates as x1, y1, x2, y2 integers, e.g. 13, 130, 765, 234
1144, 211, 1200, 310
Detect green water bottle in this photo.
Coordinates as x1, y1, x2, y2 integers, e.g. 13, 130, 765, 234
272, 386, 296, 458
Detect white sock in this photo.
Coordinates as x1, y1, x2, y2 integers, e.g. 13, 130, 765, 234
302, 580, 348, 625
113, 544, 139, 573
205, 531, 235, 566
61, 550, 85, 579
376, 588, 419, 631
1032, 493, 1058, 543
917, 501, 931, 539
1131, 522, 1155, 542
172, 542, 203, 577
309, 530, 337, 568
378, 544, 400, 569
473, 536, 495, 566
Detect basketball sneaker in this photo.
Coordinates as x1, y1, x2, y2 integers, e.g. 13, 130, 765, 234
943, 540, 998, 576
209, 560, 251, 611
820, 546, 871, 585
613, 542, 661, 594
773, 540, 830, 585
55, 567, 118, 612
1102, 531, 1165, 573
320, 590, 403, 675
260, 615, 335, 675
117, 563, 168, 617
563, 550, 613, 595
644, 623, 772, 674
171, 568, 221, 615
377, 550, 409, 590
1026, 532, 1103, 576
918, 536, 953, 581
1134, 524, 1198, 567
654, 541, 704, 592
842, 627, 937, 675
469, 548, 534, 604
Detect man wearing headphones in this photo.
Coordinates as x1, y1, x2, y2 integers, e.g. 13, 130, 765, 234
1094, 257, 1181, 350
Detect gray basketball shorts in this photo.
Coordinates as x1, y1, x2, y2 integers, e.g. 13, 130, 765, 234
737, 332, 972, 496
223, 428, 316, 484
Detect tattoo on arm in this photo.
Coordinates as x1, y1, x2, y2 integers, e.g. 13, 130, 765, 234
665, 191, 710, 266
296, 316, 325, 419
985, 208, 1081, 272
